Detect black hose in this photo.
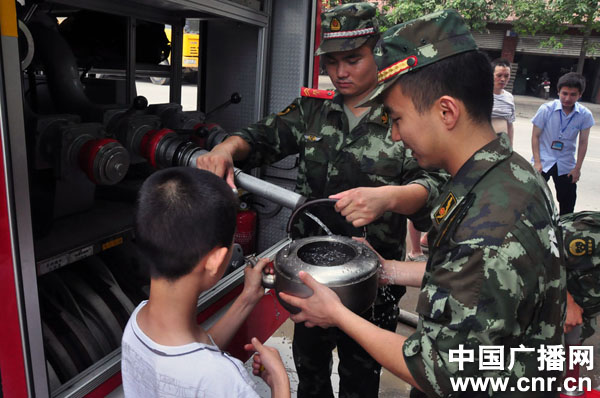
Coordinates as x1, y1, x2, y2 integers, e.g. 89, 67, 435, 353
28, 12, 106, 121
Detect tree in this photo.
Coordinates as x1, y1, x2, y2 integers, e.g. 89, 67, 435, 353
322, 0, 599, 74
382, 0, 511, 33
511, 0, 600, 74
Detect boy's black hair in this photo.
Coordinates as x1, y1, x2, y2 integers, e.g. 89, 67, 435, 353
491, 58, 511, 70
395, 50, 493, 124
557, 72, 586, 94
135, 167, 238, 281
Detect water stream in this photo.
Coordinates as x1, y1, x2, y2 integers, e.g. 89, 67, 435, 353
304, 211, 333, 236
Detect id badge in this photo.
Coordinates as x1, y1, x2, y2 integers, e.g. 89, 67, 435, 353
551, 140, 564, 151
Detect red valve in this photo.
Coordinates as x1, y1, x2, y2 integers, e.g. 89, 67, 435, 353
139, 128, 175, 168
78, 138, 119, 184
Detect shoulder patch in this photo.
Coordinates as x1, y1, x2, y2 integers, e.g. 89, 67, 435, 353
278, 103, 297, 116
381, 111, 389, 125
568, 237, 595, 257
301, 87, 335, 100
435, 192, 457, 225
303, 134, 322, 142
433, 193, 475, 250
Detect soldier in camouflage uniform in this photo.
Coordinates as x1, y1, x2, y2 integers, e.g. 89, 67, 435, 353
196, 3, 447, 397
281, 10, 566, 398
561, 211, 600, 340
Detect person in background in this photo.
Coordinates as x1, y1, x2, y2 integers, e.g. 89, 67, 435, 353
196, 3, 447, 397
281, 10, 565, 397
531, 71, 595, 215
490, 58, 516, 145
121, 167, 289, 398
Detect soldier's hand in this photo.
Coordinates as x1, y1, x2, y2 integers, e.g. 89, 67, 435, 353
279, 271, 344, 328
564, 292, 584, 334
330, 187, 390, 227
352, 237, 393, 284
195, 147, 236, 188
353, 237, 386, 264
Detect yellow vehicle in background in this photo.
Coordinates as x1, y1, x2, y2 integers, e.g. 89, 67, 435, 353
150, 20, 200, 85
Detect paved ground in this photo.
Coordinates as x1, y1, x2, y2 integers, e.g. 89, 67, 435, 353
513, 93, 600, 122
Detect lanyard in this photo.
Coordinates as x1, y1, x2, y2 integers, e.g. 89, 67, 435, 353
558, 111, 574, 138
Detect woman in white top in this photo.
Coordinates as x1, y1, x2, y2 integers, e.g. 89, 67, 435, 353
490, 58, 516, 145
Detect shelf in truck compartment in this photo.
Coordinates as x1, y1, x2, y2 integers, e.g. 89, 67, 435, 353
35, 200, 135, 276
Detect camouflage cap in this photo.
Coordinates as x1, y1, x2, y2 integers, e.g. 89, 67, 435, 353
357, 9, 477, 106
315, 2, 379, 56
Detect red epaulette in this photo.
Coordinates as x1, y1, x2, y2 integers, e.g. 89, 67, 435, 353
300, 87, 335, 100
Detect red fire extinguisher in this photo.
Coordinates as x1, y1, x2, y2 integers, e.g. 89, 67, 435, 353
235, 201, 257, 255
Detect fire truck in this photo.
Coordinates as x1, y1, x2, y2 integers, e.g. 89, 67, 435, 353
0, 0, 321, 396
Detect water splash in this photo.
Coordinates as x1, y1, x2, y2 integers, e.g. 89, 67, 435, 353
298, 243, 354, 266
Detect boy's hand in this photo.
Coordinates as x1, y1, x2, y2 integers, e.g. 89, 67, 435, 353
244, 337, 290, 397
241, 258, 271, 305
279, 271, 344, 328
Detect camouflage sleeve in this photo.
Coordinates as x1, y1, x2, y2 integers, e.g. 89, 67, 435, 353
402, 227, 555, 397
400, 151, 449, 231
230, 97, 313, 169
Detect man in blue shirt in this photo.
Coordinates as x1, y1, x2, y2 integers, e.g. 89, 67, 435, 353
531, 72, 595, 215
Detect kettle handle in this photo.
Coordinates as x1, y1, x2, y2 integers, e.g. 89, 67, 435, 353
286, 198, 367, 238
248, 256, 276, 289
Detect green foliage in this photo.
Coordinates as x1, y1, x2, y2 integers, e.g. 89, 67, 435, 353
511, 0, 600, 68
319, 0, 600, 63
512, 0, 600, 39
382, 0, 511, 32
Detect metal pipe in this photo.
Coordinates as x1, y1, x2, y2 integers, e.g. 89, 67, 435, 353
126, 17, 137, 104
186, 149, 305, 210
169, 19, 184, 104
397, 309, 419, 328
134, 130, 305, 210
233, 168, 305, 210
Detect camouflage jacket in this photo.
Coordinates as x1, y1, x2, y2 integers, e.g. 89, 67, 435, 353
403, 134, 566, 397
232, 93, 448, 262
560, 211, 600, 339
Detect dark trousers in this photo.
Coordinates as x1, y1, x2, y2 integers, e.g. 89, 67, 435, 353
542, 163, 577, 215
293, 302, 399, 398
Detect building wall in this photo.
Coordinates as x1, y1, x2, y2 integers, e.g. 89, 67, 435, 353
475, 24, 600, 102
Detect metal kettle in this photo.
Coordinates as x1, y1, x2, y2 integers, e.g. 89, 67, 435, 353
262, 199, 380, 314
